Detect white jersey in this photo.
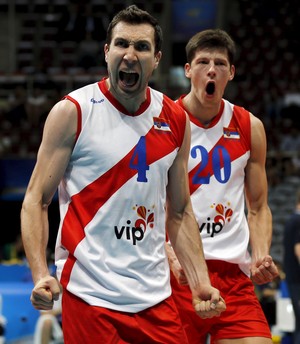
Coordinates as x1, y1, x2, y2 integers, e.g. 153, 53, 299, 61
178, 97, 252, 276
55, 79, 187, 312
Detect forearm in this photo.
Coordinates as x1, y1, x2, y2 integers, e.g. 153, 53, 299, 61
248, 204, 272, 260
167, 207, 210, 291
21, 198, 51, 284
165, 241, 177, 265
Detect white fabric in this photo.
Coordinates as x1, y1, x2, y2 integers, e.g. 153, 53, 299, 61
187, 99, 252, 275
55, 81, 186, 312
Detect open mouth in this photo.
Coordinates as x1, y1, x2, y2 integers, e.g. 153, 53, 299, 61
119, 71, 139, 87
206, 82, 215, 95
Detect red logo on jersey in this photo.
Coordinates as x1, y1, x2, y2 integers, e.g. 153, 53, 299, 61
213, 203, 233, 225
199, 202, 233, 237
134, 205, 155, 232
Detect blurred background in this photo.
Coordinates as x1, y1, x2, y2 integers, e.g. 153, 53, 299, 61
0, 0, 299, 342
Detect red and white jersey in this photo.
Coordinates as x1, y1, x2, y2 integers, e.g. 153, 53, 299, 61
177, 97, 252, 275
55, 79, 187, 312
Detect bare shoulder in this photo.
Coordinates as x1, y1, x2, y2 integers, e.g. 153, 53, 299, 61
46, 98, 78, 125
249, 112, 264, 128
249, 112, 267, 161
43, 98, 78, 147
249, 112, 267, 142
249, 112, 266, 132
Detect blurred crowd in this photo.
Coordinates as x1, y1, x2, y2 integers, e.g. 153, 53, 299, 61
0, 0, 298, 247
0, 0, 299, 178
0, 2, 299, 342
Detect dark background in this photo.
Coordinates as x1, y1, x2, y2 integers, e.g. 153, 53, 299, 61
0, 0, 299, 261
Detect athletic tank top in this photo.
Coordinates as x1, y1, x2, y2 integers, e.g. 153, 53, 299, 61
177, 97, 252, 275
55, 79, 186, 312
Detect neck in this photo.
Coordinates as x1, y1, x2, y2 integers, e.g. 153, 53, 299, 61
183, 93, 221, 125
105, 78, 146, 114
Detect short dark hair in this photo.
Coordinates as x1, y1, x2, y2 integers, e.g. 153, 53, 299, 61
185, 29, 236, 65
106, 5, 163, 54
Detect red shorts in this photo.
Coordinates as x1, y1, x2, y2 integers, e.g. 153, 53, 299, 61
61, 289, 189, 344
171, 260, 271, 343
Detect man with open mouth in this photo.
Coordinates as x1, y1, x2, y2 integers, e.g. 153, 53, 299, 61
21, 5, 225, 344
166, 29, 279, 344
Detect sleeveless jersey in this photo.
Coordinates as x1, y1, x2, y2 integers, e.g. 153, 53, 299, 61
55, 79, 187, 312
177, 97, 252, 275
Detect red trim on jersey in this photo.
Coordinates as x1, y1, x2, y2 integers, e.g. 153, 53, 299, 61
98, 79, 151, 117
162, 95, 187, 149
178, 96, 224, 129
63, 95, 82, 142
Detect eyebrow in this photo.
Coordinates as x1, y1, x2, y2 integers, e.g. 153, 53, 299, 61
114, 37, 151, 44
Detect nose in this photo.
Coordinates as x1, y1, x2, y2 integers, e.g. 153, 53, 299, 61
207, 62, 216, 76
123, 45, 137, 63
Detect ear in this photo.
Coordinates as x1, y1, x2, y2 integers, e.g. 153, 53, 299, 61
154, 51, 162, 69
229, 65, 235, 81
104, 44, 109, 62
184, 63, 191, 79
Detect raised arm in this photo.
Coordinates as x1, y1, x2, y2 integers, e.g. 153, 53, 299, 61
21, 99, 77, 310
245, 113, 279, 284
166, 113, 225, 318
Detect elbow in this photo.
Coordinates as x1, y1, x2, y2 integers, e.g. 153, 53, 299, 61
21, 191, 50, 214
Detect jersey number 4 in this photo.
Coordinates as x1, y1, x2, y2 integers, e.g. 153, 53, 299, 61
130, 136, 149, 182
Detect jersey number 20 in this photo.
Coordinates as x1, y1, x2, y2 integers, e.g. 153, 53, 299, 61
191, 145, 231, 185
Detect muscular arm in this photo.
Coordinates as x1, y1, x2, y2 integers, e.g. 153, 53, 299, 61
166, 114, 225, 317
245, 113, 279, 284
21, 99, 77, 309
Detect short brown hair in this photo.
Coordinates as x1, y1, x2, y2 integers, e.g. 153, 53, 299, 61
185, 29, 236, 65
106, 5, 163, 54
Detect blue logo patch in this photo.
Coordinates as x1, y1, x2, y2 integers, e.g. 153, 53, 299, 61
90, 98, 104, 104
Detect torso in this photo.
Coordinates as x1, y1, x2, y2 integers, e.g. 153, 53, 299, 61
55, 80, 187, 312
178, 96, 252, 275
